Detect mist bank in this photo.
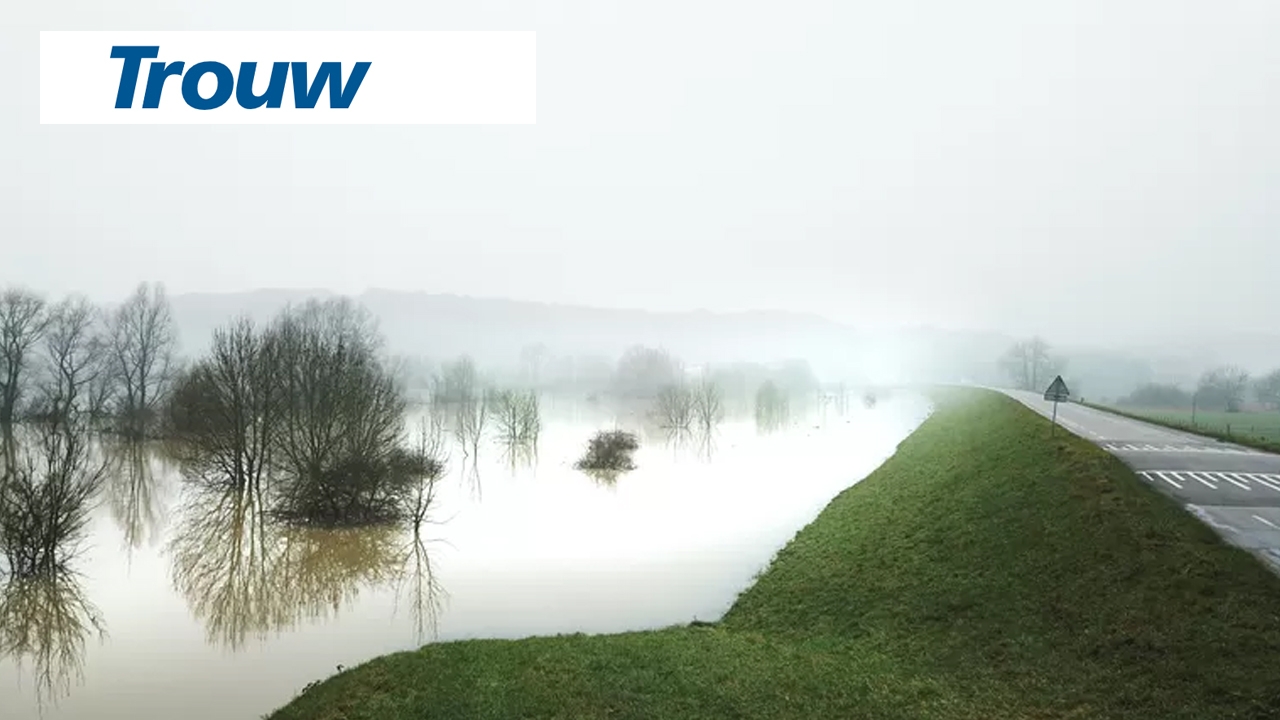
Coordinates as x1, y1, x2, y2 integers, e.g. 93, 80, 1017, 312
159, 288, 1280, 399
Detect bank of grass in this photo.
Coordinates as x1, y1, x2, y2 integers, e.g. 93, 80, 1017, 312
1083, 401, 1280, 454
267, 388, 1280, 720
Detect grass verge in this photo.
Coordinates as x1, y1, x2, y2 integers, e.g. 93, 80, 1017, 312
267, 388, 1280, 720
1081, 401, 1280, 454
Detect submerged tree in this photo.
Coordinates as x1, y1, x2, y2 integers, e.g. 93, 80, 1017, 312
654, 383, 695, 432
491, 389, 540, 446
267, 299, 413, 526
0, 289, 49, 430
33, 296, 110, 429
0, 420, 109, 578
754, 380, 790, 433
167, 316, 280, 490
692, 379, 724, 434
106, 282, 177, 439
574, 429, 639, 474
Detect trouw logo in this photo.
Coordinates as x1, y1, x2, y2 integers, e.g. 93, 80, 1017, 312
41, 31, 537, 125
110, 46, 372, 110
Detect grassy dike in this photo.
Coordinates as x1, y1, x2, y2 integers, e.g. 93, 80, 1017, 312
267, 389, 1280, 720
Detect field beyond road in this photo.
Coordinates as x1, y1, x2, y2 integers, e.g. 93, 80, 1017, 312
1087, 403, 1280, 452
268, 389, 1280, 720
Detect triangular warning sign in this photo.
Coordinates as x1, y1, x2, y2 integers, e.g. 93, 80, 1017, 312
1043, 375, 1070, 402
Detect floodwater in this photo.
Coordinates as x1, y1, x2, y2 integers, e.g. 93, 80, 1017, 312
1, 391, 931, 720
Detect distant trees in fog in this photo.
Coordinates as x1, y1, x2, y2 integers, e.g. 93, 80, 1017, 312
612, 345, 681, 398
0, 282, 178, 440
1117, 383, 1193, 410
1196, 365, 1251, 413
1253, 369, 1280, 411
999, 337, 1066, 392
0, 289, 50, 428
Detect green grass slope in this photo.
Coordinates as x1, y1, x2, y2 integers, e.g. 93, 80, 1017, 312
267, 389, 1280, 720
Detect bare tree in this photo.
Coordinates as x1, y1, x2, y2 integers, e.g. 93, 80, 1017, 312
1254, 369, 1280, 411
267, 299, 409, 525
1198, 365, 1251, 413
653, 384, 695, 431
36, 296, 108, 428
0, 289, 50, 428
613, 345, 681, 399
0, 417, 110, 577
692, 379, 724, 434
999, 337, 1061, 392
754, 380, 789, 432
107, 283, 177, 438
167, 316, 281, 490
519, 342, 549, 389
435, 356, 478, 405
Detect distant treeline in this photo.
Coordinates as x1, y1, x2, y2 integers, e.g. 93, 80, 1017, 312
1117, 366, 1280, 413
995, 335, 1280, 413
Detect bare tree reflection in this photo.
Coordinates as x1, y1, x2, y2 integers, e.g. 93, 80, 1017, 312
391, 530, 447, 643
0, 567, 105, 711
0, 418, 108, 710
103, 439, 167, 558
454, 392, 488, 499
168, 480, 283, 650
169, 479, 419, 651
581, 467, 622, 489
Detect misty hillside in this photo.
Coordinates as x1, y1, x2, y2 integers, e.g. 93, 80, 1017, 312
165, 289, 1280, 397
167, 289, 1015, 385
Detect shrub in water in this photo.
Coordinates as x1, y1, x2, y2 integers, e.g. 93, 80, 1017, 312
574, 430, 639, 472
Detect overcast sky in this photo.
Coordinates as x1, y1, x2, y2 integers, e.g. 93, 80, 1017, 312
2, 1, 1278, 347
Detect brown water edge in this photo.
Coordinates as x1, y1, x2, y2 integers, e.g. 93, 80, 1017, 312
1, 392, 931, 720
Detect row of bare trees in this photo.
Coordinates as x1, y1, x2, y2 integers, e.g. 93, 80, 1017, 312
0, 283, 176, 439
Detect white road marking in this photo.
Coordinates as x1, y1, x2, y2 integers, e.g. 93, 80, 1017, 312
1252, 514, 1280, 530
1185, 472, 1218, 489
1102, 442, 1258, 456
1248, 475, 1280, 493
1133, 470, 1280, 492
1210, 472, 1251, 490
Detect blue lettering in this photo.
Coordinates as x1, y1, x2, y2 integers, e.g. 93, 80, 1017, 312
290, 61, 372, 109
142, 61, 184, 109
181, 61, 234, 110
235, 62, 290, 109
110, 46, 159, 108
112, 48, 372, 110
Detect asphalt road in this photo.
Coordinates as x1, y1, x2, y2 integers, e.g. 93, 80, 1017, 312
1001, 389, 1280, 572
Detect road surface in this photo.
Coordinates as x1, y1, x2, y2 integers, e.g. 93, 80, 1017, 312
1001, 389, 1280, 572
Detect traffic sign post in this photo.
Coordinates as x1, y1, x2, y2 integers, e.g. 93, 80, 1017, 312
1042, 375, 1070, 436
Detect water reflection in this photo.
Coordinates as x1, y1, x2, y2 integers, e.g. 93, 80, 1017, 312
0, 419, 108, 710
0, 568, 105, 710
391, 529, 448, 642
103, 439, 169, 557
168, 480, 423, 650
3, 389, 931, 720
498, 437, 538, 476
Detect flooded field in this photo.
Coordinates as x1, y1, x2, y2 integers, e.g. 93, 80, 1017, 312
2, 391, 930, 720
